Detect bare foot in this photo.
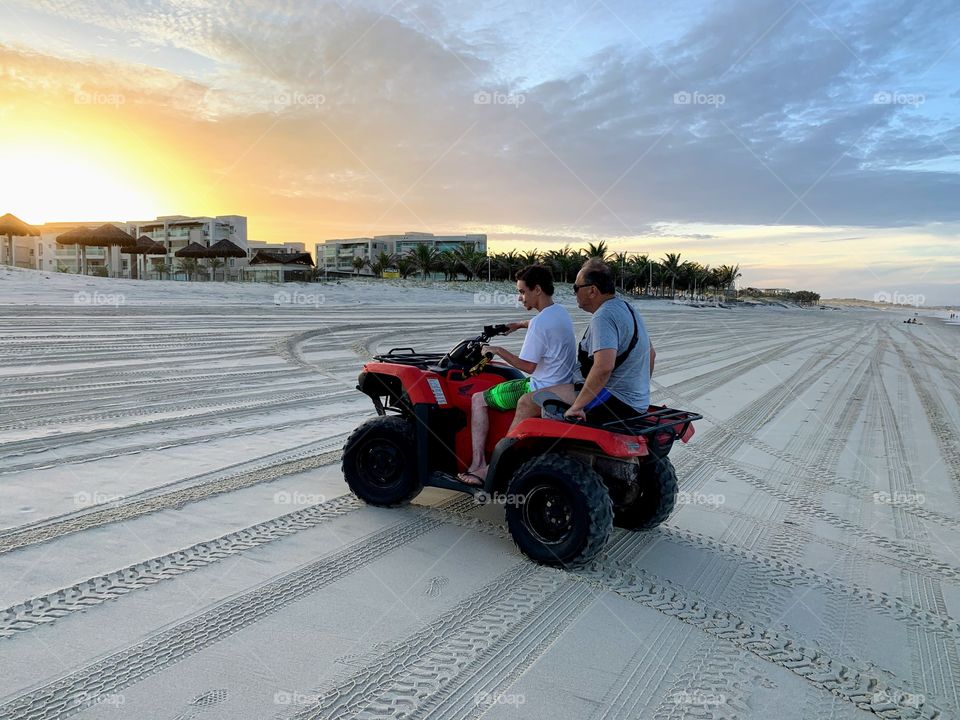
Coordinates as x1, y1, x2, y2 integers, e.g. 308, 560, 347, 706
457, 465, 488, 487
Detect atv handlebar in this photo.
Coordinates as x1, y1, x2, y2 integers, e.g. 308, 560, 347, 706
481, 324, 511, 340
377, 324, 514, 375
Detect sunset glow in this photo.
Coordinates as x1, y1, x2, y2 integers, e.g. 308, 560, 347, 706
1, 1, 958, 302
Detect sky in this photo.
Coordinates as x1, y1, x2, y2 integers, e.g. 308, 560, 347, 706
0, 0, 958, 303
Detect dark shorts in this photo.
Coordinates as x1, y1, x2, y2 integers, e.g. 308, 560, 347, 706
583, 388, 645, 424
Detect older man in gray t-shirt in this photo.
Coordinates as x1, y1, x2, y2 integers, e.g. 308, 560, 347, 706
580, 295, 651, 411
544, 260, 656, 422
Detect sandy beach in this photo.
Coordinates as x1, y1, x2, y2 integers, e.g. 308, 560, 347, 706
1, 267, 959, 720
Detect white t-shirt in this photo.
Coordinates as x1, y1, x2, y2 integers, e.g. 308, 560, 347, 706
519, 303, 578, 391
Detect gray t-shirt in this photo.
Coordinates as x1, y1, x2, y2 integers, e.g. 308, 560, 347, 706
580, 297, 651, 411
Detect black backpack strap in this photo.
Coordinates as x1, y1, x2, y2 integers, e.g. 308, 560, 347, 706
613, 299, 639, 370
580, 299, 640, 376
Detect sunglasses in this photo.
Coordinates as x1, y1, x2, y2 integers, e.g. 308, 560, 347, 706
572, 282, 595, 293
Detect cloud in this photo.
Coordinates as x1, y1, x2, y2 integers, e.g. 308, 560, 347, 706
2, 0, 959, 303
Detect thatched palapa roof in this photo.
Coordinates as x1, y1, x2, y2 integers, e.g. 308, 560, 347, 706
0, 213, 39, 237
122, 236, 160, 255
56, 223, 135, 247
206, 239, 247, 258
86, 224, 136, 247
56, 226, 93, 245
174, 242, 210, 259
248, 250, 315, 266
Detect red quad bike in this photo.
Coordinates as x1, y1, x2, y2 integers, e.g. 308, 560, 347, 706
343, 324, 701, 566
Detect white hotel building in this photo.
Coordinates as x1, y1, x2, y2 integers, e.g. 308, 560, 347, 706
316, 232, 487, 276
39, 215, 248, 277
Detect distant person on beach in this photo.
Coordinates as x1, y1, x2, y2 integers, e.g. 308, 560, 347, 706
457, 265, 577, 486
530, 259, 656, 423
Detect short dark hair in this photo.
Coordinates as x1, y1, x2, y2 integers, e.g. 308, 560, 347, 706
580, 259, 615, 294
515, 264, 555, 296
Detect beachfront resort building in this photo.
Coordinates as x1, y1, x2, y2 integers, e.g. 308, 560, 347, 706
315, 232, 487, 276
45, 215, 249, 278
1, 231, 61, 272
134, 215, 248, 256
242, 241, 315, 282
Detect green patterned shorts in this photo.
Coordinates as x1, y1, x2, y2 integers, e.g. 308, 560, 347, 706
482, 378, 531, 411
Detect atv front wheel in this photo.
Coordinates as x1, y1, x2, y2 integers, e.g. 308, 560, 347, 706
342, 416, 423, 506
505, 454, 613, 567
614, 457, 677, 530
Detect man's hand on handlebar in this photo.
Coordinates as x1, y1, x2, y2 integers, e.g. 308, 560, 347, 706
481, 344, 499, 358
505, 320, 527, 334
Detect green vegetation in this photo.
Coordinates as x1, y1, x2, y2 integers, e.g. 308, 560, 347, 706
330, 243, 821, 302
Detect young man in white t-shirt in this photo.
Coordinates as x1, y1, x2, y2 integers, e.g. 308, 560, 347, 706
458, 265, 577, 486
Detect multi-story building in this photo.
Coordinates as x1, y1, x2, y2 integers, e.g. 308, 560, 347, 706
50, 215, 248, 277
245, 240, 305, 258
315, 232, 487, 276
46, 221, 127, 275
132, 215, 248, 257
315, 237, 393, 275
2, 231, 61, 272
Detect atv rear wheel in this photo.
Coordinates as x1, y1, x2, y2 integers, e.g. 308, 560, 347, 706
505, 454, 613, 567
342, 416, 422, 506
614, 457, 677, 530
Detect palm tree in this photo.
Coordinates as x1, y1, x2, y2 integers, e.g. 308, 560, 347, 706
154, 260, 169, 280
544, 246, 579, 283
207, 257, 225, 282
627, 254, 651, 295
521, 248, 540, 266
611, 251, 630, 291
650, 262, 668, 296
369, 250, 396, 278
177, 258, 199, 281
661, 252, 682, 298
396, 255, 416, 279
585, 241, 609, 261
715, 263, 742, 298
351, 255, 367, 275
437, 250, 459, 281
410, 244, 439, 280
454, 246, 487, 280
494, 250, 523, 280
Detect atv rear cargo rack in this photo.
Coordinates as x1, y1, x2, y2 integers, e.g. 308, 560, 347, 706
598, 406, 702, 453
373, 348, 445, 367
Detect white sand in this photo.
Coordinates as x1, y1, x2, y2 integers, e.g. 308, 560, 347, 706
1, 266, 958, 719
